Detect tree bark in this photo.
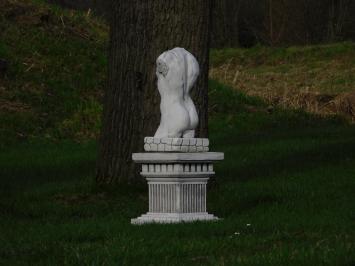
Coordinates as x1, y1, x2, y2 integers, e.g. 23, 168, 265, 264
96, 1, 212, 184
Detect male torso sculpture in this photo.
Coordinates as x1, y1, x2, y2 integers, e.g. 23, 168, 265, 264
154, 47, 199, 139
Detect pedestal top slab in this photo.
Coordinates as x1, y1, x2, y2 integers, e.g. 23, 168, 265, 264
132, 152, 224, 163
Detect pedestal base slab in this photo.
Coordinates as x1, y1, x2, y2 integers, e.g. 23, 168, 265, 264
131, 212, 218, 225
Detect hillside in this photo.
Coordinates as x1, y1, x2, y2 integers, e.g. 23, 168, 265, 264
210, 43, 355, 121
0, 0, 107, 145
1, 0, 355, 147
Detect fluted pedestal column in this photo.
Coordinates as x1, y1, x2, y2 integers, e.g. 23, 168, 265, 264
131, 152, 223, 224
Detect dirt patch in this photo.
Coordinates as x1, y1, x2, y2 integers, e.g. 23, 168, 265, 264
1, 0, 49, 26
0, 0, 104, 41
328, 92, 355, 122
0, 99, 33, 113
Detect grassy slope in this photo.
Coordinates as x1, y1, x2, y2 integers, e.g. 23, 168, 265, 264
210, 43, 355, 118
1, 82, 355, 265
0, 0, 107, 145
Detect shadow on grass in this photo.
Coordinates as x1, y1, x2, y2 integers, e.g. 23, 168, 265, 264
219, 136, 355, 182
0, 140, 97, 192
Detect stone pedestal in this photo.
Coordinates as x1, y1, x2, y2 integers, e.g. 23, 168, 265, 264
131, 152, 223, 224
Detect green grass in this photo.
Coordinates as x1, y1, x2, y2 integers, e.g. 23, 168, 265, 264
210, 42, 355, 68
1, 2, 354, 263
0, 0, 107, 145
1, 81, 354, 265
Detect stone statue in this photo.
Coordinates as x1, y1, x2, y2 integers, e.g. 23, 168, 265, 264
132, 47, 224, 224
154, 48, 199, 139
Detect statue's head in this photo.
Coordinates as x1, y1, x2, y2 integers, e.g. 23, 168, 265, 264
156, 48, 199, 96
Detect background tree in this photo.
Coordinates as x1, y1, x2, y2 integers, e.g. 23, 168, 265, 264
96, 1, 212, 184
211, 0, 242, 48
327, 0, 352, 42
49, 0, 355, 47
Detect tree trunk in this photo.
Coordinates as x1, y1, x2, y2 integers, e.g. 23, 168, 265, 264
96, 1, 212, 184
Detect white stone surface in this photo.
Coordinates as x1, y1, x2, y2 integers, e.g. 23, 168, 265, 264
131, 213, 218, 224
189, 146, 197, 152
143, 137, 210, 152
197, 146, 204, 152
131, 48, 224, 224
145, 137, 153, 144
158, 144, 164, 151
144, 144, 150, 151
131, 173, 219, 224
154, 48, 199, 139
131, 152, 223, 224
140, 162, 215, 177
132, 152, 224, 163
196, 138, 203, 146
202, 138, 209, 147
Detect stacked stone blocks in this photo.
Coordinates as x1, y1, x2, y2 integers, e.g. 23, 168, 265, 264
144, 137, 209, 152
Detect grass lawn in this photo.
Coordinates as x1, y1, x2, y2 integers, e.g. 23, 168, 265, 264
0, 0, 107, 144
1, 82, 354, 265
1, 1, 354, 264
